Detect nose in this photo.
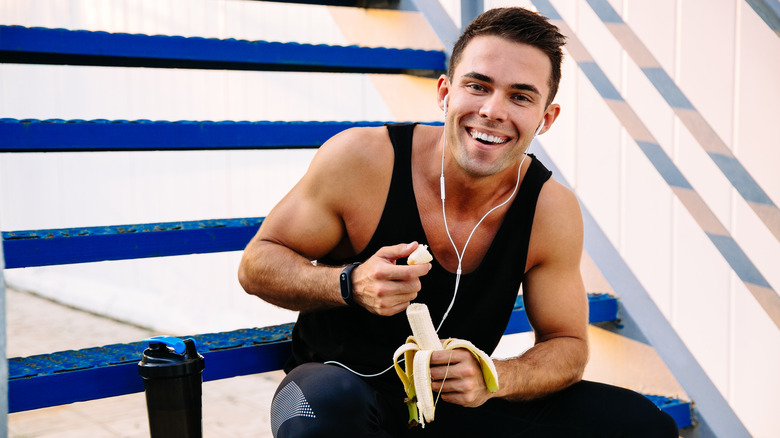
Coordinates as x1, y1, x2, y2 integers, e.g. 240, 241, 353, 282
478, 94, 508, 122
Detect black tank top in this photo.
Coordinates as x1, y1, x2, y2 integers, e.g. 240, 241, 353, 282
286, 123, 552, 385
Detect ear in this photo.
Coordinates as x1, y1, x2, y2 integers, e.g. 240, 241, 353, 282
436, 75, 450, 114
538, 103, 561, 135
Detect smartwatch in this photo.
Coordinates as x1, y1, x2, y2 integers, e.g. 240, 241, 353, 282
339, 262, 361, 307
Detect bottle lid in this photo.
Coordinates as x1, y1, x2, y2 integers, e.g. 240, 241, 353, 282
138, 336, 205, 379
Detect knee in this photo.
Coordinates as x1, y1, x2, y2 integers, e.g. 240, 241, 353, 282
569, 382, 681, 438
613, 403, 680, 438
271, 363, 383, 438
636, 409, 680, 438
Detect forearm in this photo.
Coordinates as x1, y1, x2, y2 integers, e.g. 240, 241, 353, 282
238, 239, 344, 312
493, 336, 588, 401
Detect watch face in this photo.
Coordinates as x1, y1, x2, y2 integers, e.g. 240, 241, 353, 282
340, 263, 359, 304
340, 272, 350, 299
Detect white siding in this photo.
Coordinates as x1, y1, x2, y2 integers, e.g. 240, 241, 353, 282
518, 0, 780, 436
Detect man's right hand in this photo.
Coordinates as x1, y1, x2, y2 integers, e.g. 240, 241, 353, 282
350, 242, 432, 316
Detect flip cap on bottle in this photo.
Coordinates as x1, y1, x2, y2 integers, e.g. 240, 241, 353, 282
138, 336, 205, 379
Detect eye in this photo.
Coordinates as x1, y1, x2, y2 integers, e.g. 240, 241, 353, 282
466, 83, 487, 93
511, 94, 532, 104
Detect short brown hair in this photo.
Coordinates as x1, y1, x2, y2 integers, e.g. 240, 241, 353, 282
449, 7, 566, 107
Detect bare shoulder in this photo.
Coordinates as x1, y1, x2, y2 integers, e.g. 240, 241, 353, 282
254, 126, 394, 259
527, 176, 584, 269
536, 178, 582, 229
313, 126, 392, 196
312, 126, 392, 172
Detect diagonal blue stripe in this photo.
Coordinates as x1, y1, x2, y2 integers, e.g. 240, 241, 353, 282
642, 68, 695, 110
531, 0, 563, 21
709, 152, 776, 206
578, 62, 624, 102
636, 141, 693, 189
586, 0, 625, 24
745, 0, 780, 32
707, 234, 772, 288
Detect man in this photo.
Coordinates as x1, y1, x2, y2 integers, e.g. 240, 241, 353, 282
239, 7, 678, 437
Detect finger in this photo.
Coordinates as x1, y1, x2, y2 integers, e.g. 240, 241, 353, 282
430, 364, 464, 382
374, 242, 420, 263
430, 348, 470, 366
373, 299, 414, 317
374, 263, 430, 282
431, 372, 468, 395
432, 375, 482, 402
439, 391, 478, 407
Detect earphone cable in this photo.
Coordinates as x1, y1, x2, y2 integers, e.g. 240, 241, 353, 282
437, 143, 527, 332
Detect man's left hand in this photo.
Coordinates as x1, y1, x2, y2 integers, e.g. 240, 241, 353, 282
429, 348, 493, 407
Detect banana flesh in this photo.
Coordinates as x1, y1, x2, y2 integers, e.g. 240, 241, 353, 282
392, 303, 499, 427
407, 243, 433, 265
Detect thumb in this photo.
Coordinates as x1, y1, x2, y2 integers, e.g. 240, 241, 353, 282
375, 242, 419, 263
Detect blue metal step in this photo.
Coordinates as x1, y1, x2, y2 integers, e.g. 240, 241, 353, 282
8, 324, 294, 413
8, 294, 617, 412
507, 293, 619, 334
8, 293, 689, 428
0, 119, 393, 152
0, 25, 445, 74
3, 218, 263, 268
644, 395, 694, 429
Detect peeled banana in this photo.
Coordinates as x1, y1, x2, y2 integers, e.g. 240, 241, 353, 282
392, 303, 499, 427
407, 243, 433, 265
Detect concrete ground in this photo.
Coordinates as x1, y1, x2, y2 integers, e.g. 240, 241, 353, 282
6, 287, 283, 437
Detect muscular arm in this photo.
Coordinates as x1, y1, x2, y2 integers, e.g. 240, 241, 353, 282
496, 179, 588, 400
237, 127, 430, 314
431, 179, 588, 404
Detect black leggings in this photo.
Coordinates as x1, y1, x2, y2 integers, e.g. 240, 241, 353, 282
271, 363, 679, 438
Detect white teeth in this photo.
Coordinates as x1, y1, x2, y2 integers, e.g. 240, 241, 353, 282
470, 129, 507, 144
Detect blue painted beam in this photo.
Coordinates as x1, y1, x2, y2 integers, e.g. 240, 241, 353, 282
8, 324, 294, 413
2, 218, 264, 269
8, 294, 687, 427
8, 296, 615, 413
745, 0, 780, 35
0, 25, 446, 74
250, 0, 363, 5
644, 395, 693, 429
506, 293, 618, 334
249, 0, 415, 8
0, 119, 393, 152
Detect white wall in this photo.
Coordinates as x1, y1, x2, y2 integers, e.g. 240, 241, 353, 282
507, 0, 780, 436
0, 0, 442, 334
2, 0, 779, 436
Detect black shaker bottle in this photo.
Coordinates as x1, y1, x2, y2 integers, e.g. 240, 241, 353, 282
138, 336, 205, 438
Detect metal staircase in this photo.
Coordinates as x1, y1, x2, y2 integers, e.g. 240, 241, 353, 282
3, 1, 777, 436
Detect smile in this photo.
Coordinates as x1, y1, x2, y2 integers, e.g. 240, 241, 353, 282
468, 128, 509, 145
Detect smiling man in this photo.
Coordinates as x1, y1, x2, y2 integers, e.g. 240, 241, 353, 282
239, 7, 678, 437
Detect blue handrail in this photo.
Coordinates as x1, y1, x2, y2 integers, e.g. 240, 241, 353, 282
0, 119, 392, 152
2, 218, 262, 268
0, 25, 446, 74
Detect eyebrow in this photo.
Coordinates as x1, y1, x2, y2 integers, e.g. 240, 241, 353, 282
462, 71, 542, 97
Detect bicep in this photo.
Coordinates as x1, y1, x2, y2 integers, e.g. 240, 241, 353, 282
249, 126, 390, 260
522, 181, 588, 343
254, 184, 344, 260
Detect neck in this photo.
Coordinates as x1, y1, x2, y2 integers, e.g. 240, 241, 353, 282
439, 151, 527, 215
439, 137, 527, 262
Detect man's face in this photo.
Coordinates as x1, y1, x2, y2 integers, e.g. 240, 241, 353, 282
443, 35, 554, 178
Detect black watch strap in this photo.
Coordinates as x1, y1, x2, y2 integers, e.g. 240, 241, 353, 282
339, 262, 361, 307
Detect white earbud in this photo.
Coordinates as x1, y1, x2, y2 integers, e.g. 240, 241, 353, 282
534, 121, 544, 137
443, 95, 448, 117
